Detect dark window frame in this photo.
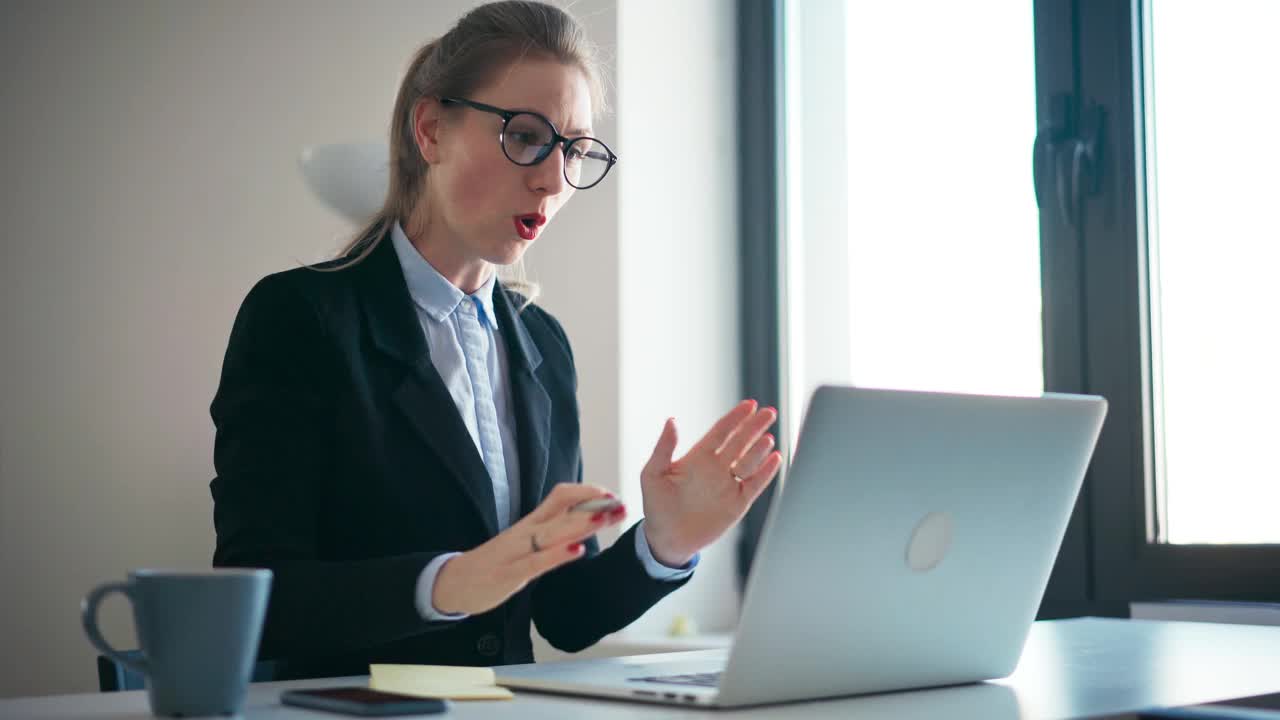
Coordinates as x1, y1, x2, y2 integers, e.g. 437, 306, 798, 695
735, 0, 1280, 608
1079, 0, 1280, 605
735, 0, 784, 590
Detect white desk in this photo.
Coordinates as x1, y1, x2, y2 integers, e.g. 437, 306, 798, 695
6, 618, 1280, 719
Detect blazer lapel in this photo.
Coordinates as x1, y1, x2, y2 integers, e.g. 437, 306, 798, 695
355, 236, 499, 537
493, 285, 552, 516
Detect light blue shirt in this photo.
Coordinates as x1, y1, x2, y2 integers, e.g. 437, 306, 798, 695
389, 224, 696, 622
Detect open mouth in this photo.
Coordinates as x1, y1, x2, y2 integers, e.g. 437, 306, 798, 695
514, 213, 546, 240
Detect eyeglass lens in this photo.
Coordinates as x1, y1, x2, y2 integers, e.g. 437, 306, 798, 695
501, 113, 611, 189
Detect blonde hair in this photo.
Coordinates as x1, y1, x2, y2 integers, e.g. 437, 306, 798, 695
320, 1, 605, 303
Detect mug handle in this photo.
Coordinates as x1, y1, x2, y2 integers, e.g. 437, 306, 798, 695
81, 581, 148, 677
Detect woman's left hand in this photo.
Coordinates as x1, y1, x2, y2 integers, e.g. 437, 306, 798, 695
639, 400, 783, 567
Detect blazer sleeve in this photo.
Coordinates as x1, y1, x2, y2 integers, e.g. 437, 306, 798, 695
528, 310, 692, 652
210, 275, 448, 661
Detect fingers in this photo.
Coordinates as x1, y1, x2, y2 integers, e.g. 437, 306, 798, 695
515, 540, 587, 579
526, 482, 613, 522
641, 418, 678, 479
740, 450, 783, 501
509, 504, 629, 582
730, 433, 775, 479
693, 400, 757, 454
719, 406, 778, 464
500, 484, 627, 565
533, 502, 627, 550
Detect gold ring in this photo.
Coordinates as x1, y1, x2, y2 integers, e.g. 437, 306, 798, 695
531, 534, 542, 553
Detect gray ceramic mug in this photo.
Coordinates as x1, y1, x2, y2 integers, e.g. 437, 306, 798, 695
81, 568, 272, 717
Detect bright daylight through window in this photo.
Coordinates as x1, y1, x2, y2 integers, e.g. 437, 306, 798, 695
1145, 0, 1280, 544
783, 0, 1041, 446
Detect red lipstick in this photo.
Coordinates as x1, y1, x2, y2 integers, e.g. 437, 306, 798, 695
514, 213, 547, 241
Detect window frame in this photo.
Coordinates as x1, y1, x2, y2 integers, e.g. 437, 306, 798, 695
1078, 0, 1280, 605
735, 0, 786, 590
735, 0, 1280, 609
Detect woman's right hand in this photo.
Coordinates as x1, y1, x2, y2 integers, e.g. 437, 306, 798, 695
431, 483, 628, 616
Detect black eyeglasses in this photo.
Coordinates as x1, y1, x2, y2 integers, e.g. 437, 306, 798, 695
439, 96, 618, 190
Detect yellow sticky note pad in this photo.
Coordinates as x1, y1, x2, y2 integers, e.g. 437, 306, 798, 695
368, 664, 514, 701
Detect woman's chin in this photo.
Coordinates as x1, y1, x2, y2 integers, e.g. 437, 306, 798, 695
489, 237, 533, 266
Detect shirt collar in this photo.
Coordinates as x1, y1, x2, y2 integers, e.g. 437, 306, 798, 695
390, 221, 499, 329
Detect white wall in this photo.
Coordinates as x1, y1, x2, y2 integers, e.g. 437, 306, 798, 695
0, 0, 738, 698
615, 0, 742, 637
0, 0, 620, 697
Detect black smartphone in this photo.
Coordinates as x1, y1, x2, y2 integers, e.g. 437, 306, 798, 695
280, 687, 449, 716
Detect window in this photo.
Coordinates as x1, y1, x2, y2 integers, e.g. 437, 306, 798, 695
781, 0, 1043, 450
746, 0, 1085, 612
737, 0, 1280, 613
1143, 0, 1280, 545
1082, 0, 1280, 602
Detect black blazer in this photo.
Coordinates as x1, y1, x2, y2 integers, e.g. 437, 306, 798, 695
209, 234, 687, 679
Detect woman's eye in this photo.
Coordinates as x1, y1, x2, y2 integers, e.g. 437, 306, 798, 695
508, 132, 535, 146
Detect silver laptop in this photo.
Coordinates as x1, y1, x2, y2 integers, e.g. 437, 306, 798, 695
496, 385, 1108, 708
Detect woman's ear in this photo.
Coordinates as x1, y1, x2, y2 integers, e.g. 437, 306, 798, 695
411, 97, 445, 164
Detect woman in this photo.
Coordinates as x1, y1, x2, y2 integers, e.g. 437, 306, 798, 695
210, 0, 780, 678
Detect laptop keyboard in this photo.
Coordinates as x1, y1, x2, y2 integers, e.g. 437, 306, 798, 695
629, 672, 721, 687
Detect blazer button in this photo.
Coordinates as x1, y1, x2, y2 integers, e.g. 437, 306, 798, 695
476, 633, 501, 657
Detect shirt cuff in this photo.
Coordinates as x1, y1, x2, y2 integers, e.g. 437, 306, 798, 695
415, 552, 470, 621
635, 519, 699, 581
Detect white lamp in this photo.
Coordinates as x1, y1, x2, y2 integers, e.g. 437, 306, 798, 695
298, 142, 389, 223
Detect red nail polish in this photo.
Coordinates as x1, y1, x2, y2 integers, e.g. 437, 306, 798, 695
591, 512, 606, 522
569, 543, 584, 553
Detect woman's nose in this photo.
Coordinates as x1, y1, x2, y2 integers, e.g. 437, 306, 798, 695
528, 145, 570, 195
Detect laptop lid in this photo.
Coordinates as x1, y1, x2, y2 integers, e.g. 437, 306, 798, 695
714, 386, 1107, 706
